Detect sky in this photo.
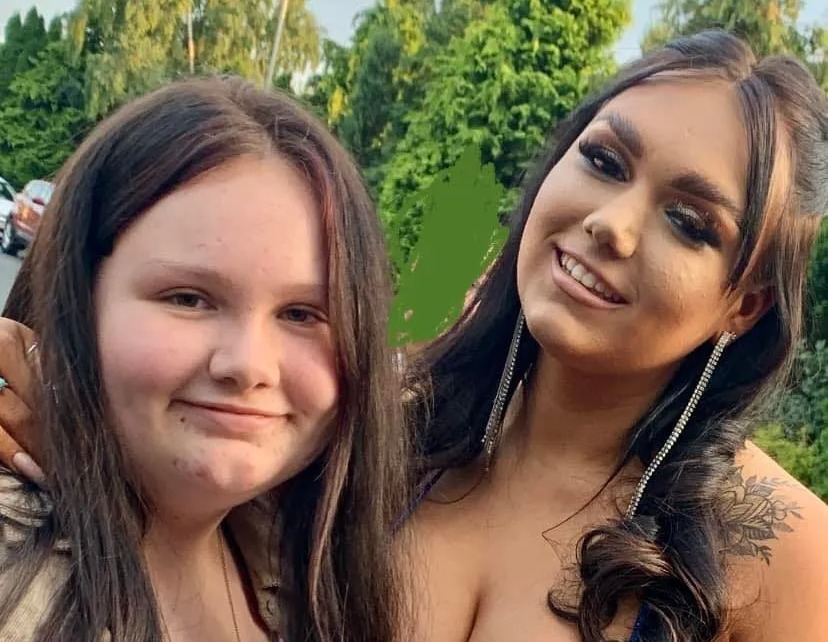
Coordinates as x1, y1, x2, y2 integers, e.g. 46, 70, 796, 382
1, 0, 826, 62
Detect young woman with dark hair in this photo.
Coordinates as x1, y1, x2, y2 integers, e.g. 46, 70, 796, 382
0, 76, 410, 642
404, 29, 828, 642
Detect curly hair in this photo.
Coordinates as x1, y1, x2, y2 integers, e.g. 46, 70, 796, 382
406, 30, 827, 642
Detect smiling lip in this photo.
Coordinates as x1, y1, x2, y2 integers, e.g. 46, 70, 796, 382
176, 400, 284, 436
551, 247, 628, 309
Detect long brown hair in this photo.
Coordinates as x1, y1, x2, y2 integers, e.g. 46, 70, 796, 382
0, 76, 410, 642
408, 31, 826, 641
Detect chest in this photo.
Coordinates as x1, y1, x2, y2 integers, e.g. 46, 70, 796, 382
407, 474, 640, 642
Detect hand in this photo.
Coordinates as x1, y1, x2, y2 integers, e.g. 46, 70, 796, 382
0, 318, 44, 484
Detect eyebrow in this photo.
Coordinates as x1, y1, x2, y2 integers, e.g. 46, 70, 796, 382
140, 261, 328, 301
144, 261, 237, 290
670, 171, 742, 221
595, 112, 644, 158
595, 112, 742, 221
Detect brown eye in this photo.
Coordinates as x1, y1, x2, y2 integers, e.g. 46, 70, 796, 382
165, 291, 211, 309
280, 306, 325, 325
666, 202, 721, 248
578, 139, 630, 182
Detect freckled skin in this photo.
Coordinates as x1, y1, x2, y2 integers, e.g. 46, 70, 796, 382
95, 156, 338, 519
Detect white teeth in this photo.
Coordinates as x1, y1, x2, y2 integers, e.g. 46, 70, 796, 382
558, 251, 621, 303
580, 273, 598, 289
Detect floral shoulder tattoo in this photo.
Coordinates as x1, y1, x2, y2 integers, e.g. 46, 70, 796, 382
720, 466, 803, 564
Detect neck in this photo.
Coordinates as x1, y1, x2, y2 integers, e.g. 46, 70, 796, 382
143, 508, 228, 574
508, 352, 675, 470
142, 506, 235, 639
143, 507, 229, 596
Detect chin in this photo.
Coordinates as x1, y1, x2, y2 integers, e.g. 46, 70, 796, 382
524, 306, 619, 370
172, 444, 293, 501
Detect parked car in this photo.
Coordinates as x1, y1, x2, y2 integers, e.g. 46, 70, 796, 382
0, 177, 16, 231
2, 179, 53, 255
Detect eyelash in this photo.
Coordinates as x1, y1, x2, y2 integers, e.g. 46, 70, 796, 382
279, 307, 326, 325
578, 139, 630, 182
162, 291, 326, 324
577, 138, 721, 248
164, 291, 212, 310
666, 202, 721, 247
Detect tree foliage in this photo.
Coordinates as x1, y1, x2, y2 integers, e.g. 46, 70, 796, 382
68, 0, 321, 118
378, 0, 629, 233
303, 1, 491, 194
0, 8, 51, 95
0, 10, 88, 187
0, 1, 322, 187
809, 221, 828, 342
643, 0, 827, 90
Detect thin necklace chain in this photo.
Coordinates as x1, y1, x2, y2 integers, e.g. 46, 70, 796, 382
219, 528, 243, 642
157, 529, 242, 642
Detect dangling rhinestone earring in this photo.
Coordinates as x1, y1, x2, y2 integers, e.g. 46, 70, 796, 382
481, 310, 526, 472
625, 330, 736, 519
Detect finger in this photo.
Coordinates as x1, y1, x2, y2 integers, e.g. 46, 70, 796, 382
12, 452, 45, 486
0, 384, 37, 461
0, 420, 25, 470
0, 319, 38, 405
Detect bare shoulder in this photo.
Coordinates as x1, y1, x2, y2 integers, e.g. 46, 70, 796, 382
726, 441, 828, 642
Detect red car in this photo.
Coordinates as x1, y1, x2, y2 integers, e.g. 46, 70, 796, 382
2, 179, 53, 255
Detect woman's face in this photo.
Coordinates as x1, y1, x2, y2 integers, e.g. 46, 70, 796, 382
517, 78, 767, 377
95, 155, 338, 516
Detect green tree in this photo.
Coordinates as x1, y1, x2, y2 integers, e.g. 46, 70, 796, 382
643, 0, 827, 90
332, 1, 434, 190
378, 0, 629, 229
306, 1, 487, 194
753, 424, 817, 490
175, 0, 321, 81
0, 14, 26, 94
67, 0, 321, 118
809, 220, 828, 342
811, 427, 828, 500
773, 340, 828, 439
0, 8, 49, 95
67, 0, 192, 117
303, 38, 351, 125
388, 144, 507, 345
0, 38, 89, 187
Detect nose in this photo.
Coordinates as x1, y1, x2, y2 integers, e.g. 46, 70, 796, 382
582, 190, 647, 259
208, 317, 279, 392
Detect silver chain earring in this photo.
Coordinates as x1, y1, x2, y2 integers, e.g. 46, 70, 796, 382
625, 330, 736, 519
481, 310, 526, 471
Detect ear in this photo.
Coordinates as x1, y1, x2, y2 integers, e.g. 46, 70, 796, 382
722, 285, 774, 338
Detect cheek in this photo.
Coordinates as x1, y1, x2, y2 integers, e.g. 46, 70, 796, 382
518, 164, 593, 283
281, 333, 339, 431
96, 301, 205, 411
638, 252, 730, 327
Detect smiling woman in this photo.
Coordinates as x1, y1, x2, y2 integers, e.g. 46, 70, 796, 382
404, 30, 827, 642
0, 76, 410, 642
94, 156, 338, 505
